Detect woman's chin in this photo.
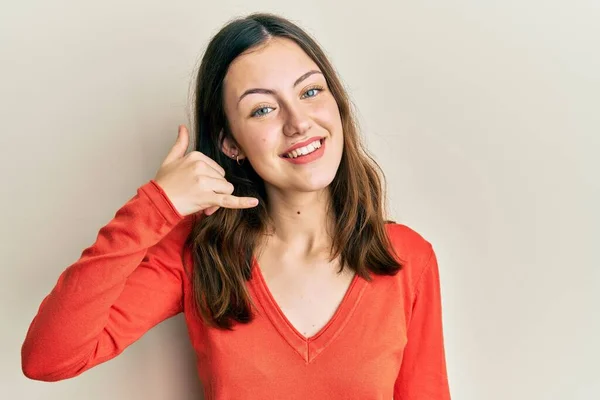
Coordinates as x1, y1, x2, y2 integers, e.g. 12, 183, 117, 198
294, 173, 337, 193
264, 175, 335, 194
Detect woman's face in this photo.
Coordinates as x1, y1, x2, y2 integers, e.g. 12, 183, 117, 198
222, 37, 344, 194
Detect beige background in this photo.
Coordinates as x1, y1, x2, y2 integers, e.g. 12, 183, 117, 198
2, 1, 599, 399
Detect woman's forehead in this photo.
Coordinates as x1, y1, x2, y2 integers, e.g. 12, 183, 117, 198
224, 38, 321, 92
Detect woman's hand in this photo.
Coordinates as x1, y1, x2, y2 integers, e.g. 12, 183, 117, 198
154, 125, 258, 217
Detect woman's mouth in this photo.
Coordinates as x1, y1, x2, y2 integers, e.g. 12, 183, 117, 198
281, 138, 324, 159
281, 138, 326, 165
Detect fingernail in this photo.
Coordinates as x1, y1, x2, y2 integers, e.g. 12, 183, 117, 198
249, 199, 259, 206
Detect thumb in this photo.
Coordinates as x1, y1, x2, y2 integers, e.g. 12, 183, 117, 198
163, 125, 189, 165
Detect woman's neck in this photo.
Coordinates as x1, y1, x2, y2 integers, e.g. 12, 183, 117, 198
262, 186, 335, 258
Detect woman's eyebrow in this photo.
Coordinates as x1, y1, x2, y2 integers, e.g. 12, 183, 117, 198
238, 70, 323, 104
293, 70, 322, 87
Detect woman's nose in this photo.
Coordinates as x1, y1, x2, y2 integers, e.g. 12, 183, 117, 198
282, 104, 312, 137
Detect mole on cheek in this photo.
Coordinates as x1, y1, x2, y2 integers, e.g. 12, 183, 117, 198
297, 211, 301, 215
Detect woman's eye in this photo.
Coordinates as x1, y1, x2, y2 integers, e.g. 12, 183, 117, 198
301, 87, 322, 99
251, 106, 274, 117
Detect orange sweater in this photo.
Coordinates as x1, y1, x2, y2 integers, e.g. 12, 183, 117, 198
22, 180, 451, 399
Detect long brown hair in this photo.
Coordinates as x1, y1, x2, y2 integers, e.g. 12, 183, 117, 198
186, 13, 402, 329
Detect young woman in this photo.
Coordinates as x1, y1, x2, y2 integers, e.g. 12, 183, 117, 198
22, 13, 450, 399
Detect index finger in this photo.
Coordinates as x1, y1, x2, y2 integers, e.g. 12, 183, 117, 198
189, 151, 226, 177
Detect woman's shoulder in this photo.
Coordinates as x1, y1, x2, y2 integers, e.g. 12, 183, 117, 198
151, 213, 199, 272
383, 221, 436, 285
162, 213, 197, 244
384, 221, 433, 257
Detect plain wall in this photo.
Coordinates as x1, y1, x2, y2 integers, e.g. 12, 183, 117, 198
1, 1, 598, 399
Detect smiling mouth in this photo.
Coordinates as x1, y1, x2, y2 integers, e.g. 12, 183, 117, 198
281, 138, 325, 159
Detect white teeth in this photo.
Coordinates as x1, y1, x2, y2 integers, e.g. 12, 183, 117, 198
285, 139, 322, 158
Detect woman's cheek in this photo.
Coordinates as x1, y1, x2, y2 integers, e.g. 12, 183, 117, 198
315, 94, 339, 115
246, 124, 280, 160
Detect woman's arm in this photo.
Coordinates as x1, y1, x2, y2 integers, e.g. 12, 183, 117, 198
21, 180, 193, 381
394, 247, 451, 399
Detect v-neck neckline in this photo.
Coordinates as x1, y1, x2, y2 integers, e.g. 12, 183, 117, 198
249, 255, 368, 363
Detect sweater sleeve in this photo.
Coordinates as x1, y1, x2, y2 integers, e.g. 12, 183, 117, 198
21, 180, 193, 382
394, 247, 451, 399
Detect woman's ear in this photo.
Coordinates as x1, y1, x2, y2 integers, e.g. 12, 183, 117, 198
220, 130, 246, 160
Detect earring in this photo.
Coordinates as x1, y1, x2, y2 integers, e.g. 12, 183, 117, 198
231, 153, 245, 166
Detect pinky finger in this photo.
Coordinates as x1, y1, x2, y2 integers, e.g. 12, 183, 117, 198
214, 194, 260, 209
